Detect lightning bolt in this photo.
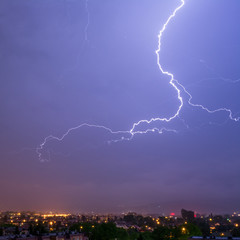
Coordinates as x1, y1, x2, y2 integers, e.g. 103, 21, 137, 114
84, 0, 90, 41
58, 0, 90, 87
175, 80, 240, 122
199, 60, 240, 84
37, 0, 239, 162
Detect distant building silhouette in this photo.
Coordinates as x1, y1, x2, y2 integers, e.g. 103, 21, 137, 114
181, 208, 194, 223
188, 237, 240, 240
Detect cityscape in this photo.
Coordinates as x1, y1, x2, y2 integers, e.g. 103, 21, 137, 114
1, 0, 240, 240
1, 210, 240, 239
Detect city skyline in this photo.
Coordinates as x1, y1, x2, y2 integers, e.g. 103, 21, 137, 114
0, 0, 240, 213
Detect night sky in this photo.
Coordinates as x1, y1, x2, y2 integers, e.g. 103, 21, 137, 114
0, 0, 240, 215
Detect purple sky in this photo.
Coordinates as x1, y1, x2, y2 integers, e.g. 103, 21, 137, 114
0, 0, 240, 215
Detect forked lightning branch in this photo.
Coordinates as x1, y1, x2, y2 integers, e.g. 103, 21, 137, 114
37, 0, 239, 162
